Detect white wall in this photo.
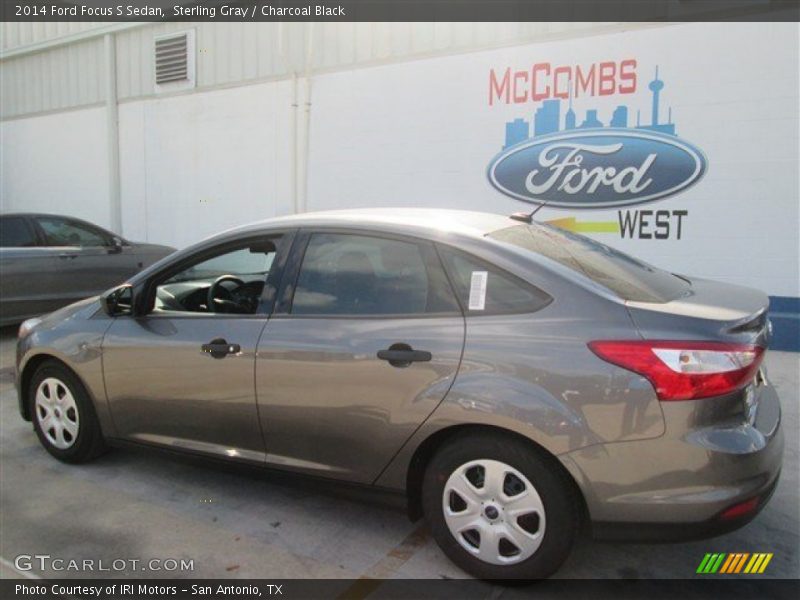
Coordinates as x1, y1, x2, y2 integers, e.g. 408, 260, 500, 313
307, 22, 800, 297
1, 22, 797, 299
119, 80, 294, 248
1, 79, 294, 250
0, 107, 110, 227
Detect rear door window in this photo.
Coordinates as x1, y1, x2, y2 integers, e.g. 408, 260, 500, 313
488, 224, 690, 303
291, 233, 459, 316
438, 246, 551, 315
0, 217, 38, 247
36, 217, 110, 247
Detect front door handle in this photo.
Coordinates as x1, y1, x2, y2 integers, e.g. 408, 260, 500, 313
201, 338, 241, 359
58, 252, 78, 260
377, 343, 432, 368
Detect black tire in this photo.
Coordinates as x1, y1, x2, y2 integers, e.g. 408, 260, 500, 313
29, 360, 108, 463
422, 431, 579, 580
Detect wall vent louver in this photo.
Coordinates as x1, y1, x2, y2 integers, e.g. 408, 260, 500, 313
155, 33, 189, 85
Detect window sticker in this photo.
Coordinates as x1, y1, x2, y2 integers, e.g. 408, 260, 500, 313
468, 271, 488, 310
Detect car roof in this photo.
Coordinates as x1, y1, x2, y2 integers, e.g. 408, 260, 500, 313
1, 212, 107, 225
1, 212, 75, 219
222, 208, 516, 241
0, 213, 128, 244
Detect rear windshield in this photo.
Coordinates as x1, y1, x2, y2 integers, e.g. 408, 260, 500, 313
488, 224, 690, 303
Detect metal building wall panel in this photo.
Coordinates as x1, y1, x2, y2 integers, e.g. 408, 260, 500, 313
2, 22, 640, 119
0, 36, 105, 118
1, 22, 107, 51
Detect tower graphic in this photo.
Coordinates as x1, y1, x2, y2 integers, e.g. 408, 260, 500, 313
649, 66, 664, 126
502, 66, 677, 148
565, 82, 576, 130
639, 66, 675, 135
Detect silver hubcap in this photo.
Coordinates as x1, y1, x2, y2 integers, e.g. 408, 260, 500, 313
35, 377, 79, 450
443, 459, 545, 565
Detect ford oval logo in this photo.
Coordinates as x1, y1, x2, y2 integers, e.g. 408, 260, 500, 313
487, 129, 707, 209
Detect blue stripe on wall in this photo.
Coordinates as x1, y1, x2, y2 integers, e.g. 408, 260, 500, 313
769, 296, 800, 352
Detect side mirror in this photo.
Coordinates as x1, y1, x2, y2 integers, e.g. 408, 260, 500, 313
101, 284, 134, 317
109, 236, 124, 254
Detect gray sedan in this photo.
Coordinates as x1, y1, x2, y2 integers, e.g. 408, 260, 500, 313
14, 209, 782, 579
0, 213, 174, 326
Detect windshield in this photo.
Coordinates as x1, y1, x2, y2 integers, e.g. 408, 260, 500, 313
488, 224, 690, 303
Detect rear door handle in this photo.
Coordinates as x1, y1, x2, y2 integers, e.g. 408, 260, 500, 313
201, 338, 241, 359
58, 252, 78, 260
377, 343, 432, 368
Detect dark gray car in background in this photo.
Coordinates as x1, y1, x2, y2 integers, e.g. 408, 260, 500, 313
0, 213, 175, 326
15, 209, 782, 579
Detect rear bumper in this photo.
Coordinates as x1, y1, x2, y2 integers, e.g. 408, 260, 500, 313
560, 379, 783, 541
590, 469, 780, 542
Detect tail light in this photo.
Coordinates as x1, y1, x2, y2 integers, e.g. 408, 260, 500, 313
588, 340, 765, 401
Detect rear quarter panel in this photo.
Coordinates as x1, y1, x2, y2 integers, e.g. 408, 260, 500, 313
376, 245, 666, 490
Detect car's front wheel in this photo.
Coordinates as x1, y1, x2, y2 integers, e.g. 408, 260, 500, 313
422, 431, 579, 579
29, 361, 107, 463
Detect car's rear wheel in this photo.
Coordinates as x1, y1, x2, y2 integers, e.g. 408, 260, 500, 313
29, 361, 107, 463
422, 432, 578, 579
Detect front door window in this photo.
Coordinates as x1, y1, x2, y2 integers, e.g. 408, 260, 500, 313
154, 240, 278, 315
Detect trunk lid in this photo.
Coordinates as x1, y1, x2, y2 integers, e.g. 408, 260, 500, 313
625, 276, 771, 347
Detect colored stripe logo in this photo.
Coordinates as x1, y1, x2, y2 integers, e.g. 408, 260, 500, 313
697, 553, 773, 574
545, 216, 620, 233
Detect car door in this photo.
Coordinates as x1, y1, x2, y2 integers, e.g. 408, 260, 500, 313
102, 232, 292, 462
33, 215, 141, 298
255, 230, 466, 483
0, 215, 61, 322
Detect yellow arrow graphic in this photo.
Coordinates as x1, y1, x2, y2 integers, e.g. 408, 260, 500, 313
546, 217, 619, 234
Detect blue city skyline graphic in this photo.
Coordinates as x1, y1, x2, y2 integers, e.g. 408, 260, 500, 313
503, 67, 676, 149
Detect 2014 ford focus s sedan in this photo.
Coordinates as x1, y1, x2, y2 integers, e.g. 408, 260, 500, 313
16, 209, 782, 579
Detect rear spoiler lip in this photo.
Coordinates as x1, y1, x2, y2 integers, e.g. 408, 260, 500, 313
623, 299, 766, 322
623, 276, 769, 324
623, 303, 771, 349
727, 307, 769, 333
